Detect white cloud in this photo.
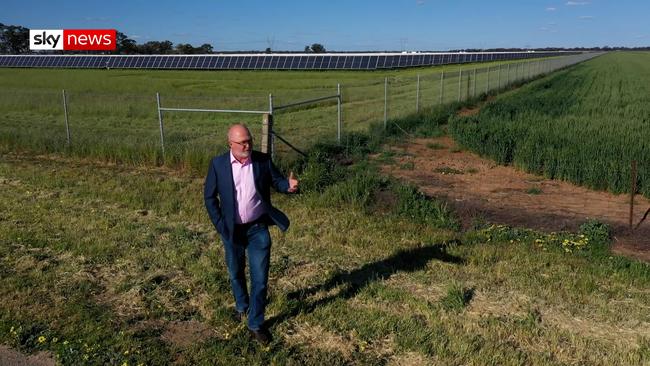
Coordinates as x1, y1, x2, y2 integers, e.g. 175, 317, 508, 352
416, 0, 425, 5
546, 7, 556, 11
566, 1, 590, 5
578, 15, 594, 20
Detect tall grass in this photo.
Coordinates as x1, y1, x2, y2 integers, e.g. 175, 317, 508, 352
450, 52, 650, 197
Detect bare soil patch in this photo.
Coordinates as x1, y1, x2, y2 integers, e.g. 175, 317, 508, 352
160, 320, 217, 348
379, 136, 650, 262
0, 345, 54, 366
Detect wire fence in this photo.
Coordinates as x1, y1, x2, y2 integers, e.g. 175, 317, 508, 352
0, 53, 601, 167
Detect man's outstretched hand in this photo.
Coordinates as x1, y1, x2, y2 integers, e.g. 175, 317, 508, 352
288, 171, 299, 193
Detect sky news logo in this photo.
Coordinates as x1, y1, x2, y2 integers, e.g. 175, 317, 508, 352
30, 29, 116, 51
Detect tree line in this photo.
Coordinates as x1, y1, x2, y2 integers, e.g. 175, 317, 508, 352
0, 23, 328, 54
0, 23, 214, 54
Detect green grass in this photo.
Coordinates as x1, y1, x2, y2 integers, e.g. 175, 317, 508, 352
450, 51, 650, 197
0, 152, 648, 365
3, 52, 646, 365
425, 142, 446, 150
526, 186, 543, 195
0, 55, 587, 172
434, 166, 464, 175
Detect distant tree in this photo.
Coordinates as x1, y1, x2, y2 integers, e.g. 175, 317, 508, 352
310, 43, 326, 53
138, 40, 174, 54
265, 47, 272, 54
304, 45, 311, 52
175, 43, 195, 54
174, 43, 213, 54
0, 23, 30, 54
115, 31, 137, 54
158, 40, 174, 54
197, 43, 213, 54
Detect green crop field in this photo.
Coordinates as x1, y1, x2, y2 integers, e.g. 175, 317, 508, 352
0, 55, 581, 172
450, 51, 650, 197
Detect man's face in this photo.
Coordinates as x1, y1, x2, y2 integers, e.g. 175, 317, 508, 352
229, 128, 253, 161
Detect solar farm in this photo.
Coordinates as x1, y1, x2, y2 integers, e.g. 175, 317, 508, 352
1, 51, 649, 365
0, 52, 594, 171
0, 51, 577, 70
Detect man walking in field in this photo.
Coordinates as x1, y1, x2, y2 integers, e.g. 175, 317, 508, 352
204, 123, 298, 345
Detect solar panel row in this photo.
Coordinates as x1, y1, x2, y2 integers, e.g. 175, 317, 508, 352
0, 52, 579, 70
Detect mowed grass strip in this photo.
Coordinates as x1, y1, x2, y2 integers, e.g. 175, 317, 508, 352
0, 153, 648, 365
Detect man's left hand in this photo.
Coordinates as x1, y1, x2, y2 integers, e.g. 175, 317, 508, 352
288, 171, 299, 193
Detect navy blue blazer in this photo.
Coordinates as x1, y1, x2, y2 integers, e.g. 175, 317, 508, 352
204, 150, 291, 241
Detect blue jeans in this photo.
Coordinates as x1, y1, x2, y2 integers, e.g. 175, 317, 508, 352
221, 221, 272, 331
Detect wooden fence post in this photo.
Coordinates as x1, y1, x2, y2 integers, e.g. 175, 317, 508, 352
630, 160, 637, 231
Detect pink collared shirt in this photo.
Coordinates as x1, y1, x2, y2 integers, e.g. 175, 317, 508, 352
230, 152, 266, 224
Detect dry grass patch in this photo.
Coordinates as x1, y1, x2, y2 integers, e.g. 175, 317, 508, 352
284, 321, 356, 359
364, 334, 396, 359
544, 311, 650, 349
465, 289, 530, 319
275, 261, 324, 292
384, 273, 446, 303
388, 351, 435, 366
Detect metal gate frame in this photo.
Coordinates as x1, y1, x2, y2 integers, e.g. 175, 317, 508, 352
155, 85, 342, 162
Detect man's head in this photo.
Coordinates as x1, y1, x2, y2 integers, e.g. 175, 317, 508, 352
228, 124, 253, 162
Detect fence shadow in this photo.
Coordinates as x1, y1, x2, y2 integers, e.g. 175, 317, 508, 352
266, 241, 464, 328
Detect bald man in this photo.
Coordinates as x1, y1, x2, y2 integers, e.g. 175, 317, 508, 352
204, 124, 298, 345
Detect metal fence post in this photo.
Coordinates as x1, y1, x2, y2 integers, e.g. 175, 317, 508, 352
486, 66, 490, 94
156, 92, 165, 162
62, 89, 71, 146
472, 68, 477, 98
439, 71, 444, 105
507, 63, 511, 86
337, 83, 342, 144
384, 77, 388, 129
497, 65, 501, 90
262, 113, 273, 156
267, 94, 274, 157
416, 74, 420, 113
458, 68, 462, 102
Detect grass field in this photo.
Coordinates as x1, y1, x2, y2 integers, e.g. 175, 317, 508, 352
450, 51, 650, 197
3, 52, 648, 365
1, 143, 648, 365
0, 54, 590, 172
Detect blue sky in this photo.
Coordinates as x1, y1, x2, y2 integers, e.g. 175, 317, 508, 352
4, 0, 649, 51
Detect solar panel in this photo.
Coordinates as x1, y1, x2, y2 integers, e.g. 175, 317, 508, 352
0, 52, 581, 71
141, 56, 152, 68
204, 56, 215, 69
246, 56, 255, 69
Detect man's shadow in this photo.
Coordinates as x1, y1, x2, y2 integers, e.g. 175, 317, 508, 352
267, 241, 464, 328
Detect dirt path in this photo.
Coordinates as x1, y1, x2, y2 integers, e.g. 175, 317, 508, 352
380, 136, 650, 262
